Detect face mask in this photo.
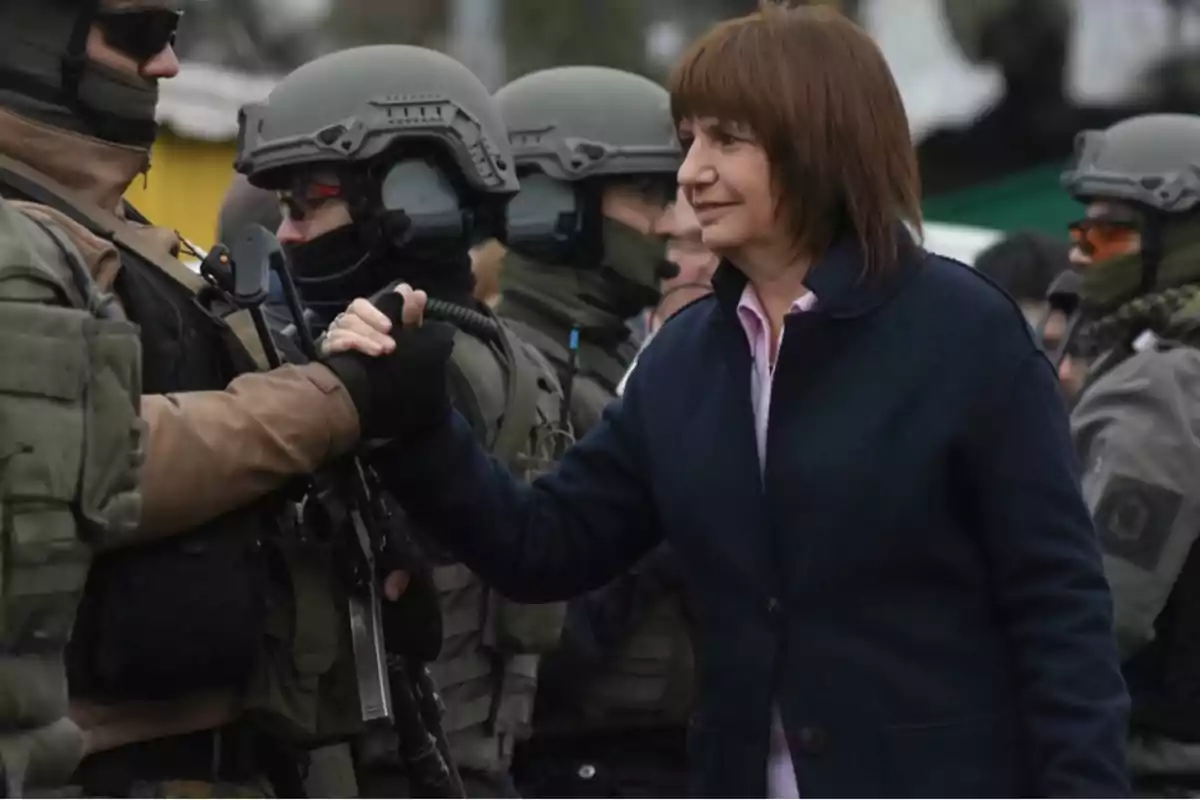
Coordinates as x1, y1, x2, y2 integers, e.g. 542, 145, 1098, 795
602, 217, 670, 292
284, 224, 371, 328
75, 59, 160, 147
286, 223, 476, 328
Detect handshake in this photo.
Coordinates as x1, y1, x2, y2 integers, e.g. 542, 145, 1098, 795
320, 283, 456, 441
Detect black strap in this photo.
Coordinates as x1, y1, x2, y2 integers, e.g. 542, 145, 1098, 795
61, 0, 98, 101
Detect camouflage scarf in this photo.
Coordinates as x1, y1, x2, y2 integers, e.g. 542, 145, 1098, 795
1080, 220, 1200, 316
1077, 220, 1200, 356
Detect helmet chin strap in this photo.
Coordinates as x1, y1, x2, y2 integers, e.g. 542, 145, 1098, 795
1141, 214, 1164, 295
61, 0, 100, 104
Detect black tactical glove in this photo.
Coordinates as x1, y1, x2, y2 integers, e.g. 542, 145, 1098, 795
322, 293, 456, 441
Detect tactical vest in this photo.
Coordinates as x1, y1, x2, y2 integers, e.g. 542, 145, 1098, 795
0, 158, 292, 708
501, 315, 697, 732
421, 323, 569, 777
67, 228, 278, 701
0, 198, 142, 791
500, 316, 636, 392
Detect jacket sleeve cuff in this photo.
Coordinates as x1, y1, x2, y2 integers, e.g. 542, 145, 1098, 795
301, 362, 362, 457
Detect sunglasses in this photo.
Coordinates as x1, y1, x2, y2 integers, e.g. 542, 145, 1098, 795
278, 182, 343, 222
95, 7, 182, 64
1068, 217, 1139, 263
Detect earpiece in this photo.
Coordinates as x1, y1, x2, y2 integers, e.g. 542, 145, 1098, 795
504, 172, 587, 262
379, 158, 466, 243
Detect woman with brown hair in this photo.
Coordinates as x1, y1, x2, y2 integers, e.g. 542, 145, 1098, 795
321, 4, 1129, 796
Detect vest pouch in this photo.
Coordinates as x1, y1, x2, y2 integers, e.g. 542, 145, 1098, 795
66, 517, 266, 701
443, 653, 540, 775
483, 589, 565, 655
582, 597, 696, 728
491, 653, 539, 741
76, 315, 144, 549
242, 538, 363, 746
0, 302, 96, 654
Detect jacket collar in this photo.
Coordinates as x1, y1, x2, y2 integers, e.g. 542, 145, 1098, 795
0, 107, 150, 213
712, 226, 924, 320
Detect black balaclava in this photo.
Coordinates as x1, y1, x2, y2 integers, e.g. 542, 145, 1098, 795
285, 224, 477, 332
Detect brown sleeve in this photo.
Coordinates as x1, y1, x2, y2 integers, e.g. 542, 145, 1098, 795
73, 690, 240, 756
135, 363, 360, 537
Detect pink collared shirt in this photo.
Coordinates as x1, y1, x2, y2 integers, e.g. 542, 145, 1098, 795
736, 283, 818, 799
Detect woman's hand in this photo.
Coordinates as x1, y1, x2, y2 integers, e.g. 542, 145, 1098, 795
320, 284, 429, 357
318, 284, 452, 440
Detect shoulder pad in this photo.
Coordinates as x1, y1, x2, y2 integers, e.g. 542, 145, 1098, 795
447, 328, 508, 440
0, 199, 87, 307
1082, 347, 1200, 418
512, 331, 568, 431
513, 334, 564, 397
10, 201, 121, 293
501, 316, 572, 371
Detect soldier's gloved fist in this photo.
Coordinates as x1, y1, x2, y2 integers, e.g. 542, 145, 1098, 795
322, 293, 455, 442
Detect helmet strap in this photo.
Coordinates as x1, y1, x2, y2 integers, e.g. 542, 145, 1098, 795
338, 166, 390, 255
61, 0, 100, 104
575, 178, 606, 269
1142, 214, 1164, 295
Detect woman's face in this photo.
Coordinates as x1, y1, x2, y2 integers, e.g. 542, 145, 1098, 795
676, 117, 780, 257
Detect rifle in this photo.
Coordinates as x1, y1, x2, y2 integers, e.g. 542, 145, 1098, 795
203, 224, 465, 798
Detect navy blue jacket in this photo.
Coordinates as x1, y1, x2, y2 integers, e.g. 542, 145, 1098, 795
378, 236, 1130, 797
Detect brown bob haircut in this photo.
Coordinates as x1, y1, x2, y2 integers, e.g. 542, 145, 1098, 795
668, 2, 922, 275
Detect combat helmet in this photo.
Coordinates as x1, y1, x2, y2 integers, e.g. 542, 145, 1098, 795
495, 66, 681, 275
1062, 113, 1200, 216
237, 43, 520, 254
497, 65, 681, 182
237, 44, 518, 197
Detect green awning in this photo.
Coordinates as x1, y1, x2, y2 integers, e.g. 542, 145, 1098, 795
922, 163, 1084, 238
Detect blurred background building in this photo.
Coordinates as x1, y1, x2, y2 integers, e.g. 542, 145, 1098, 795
136, 0, 1200, 262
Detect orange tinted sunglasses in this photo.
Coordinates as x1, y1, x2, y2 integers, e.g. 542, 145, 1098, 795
1068, 217, 1139, 262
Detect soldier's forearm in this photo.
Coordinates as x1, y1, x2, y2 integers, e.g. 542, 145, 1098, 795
118, 364, 359, 543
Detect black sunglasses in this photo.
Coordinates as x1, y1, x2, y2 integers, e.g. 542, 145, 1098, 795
95, 7, 182, 63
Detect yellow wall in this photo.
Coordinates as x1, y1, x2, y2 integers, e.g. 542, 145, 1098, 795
123, 130, 238, 252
